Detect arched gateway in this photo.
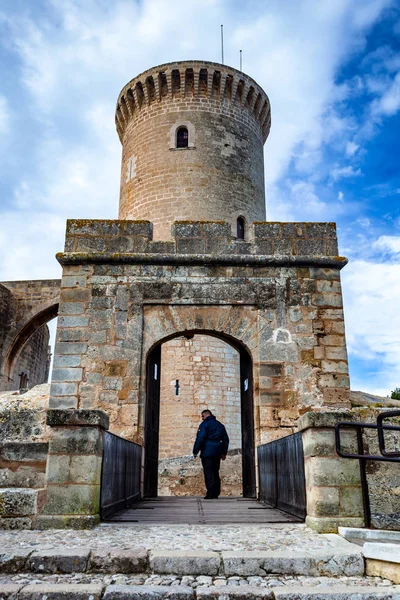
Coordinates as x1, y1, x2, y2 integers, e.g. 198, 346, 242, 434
144, 329, 255, 498
35, 61, 364, 533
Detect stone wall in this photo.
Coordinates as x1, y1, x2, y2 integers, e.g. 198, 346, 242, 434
53, 218, 349, 449
159, 335, 241, 459
12, 325, 50, 390
0, 280, 60, 392
117, 61, 270, 240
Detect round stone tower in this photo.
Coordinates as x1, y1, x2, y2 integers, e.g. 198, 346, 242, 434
116, 60, 271, 240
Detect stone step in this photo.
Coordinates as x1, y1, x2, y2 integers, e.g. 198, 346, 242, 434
1, 583, 399, 599
0, 488, 45, 530
0, 546, 364, 577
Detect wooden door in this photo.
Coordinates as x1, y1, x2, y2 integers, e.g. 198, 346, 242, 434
240, 349, 256, 497
144, 345, 161, 497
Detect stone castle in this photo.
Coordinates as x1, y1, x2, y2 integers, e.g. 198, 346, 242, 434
0, 60, 397, 532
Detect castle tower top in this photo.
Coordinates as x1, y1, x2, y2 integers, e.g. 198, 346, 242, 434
116, 60, 271, 240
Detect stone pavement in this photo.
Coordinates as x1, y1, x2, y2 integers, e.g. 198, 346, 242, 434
0, 524, 399, 598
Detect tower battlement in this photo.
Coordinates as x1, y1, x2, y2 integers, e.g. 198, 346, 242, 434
116, 61, 271, 239
116, 60, 271, 142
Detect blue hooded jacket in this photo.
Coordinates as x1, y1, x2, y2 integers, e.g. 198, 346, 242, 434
193, 415, 229, 458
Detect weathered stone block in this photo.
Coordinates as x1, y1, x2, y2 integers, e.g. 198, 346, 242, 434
366, 558, 400, 584
0, 583, 23, 597
122, 221, 153, 237
197, 588, 274, 600
221, 548, 364, 576
48, 427, 103, 455
273, 585, 397, 598
46, 409, 109, 429
35, 514, 99, 529
52, 368, 83, 382
296, 239, 326, 255
302, 429, 336, 457
172, 222, 201, 237
87, 547, 148, 573
69, 455, 102, 485
306, 515, 365, 533
340, 486, 364, 517
55, 342, 88, 355
0, 548, 33, 572
28, 548, 90, 573
150, 551, 220, 575
59, 302, 85, 314
0, 517, 32, 530
305, 456, 361, 486
306, 486, 340, 517
53, 355, 82, 368
103, 586, 194, 600
306, 223, 337, 239
50, 382, 78, 396
41, 484, 100, 515
0, 442, 48, 462
0, 488, 37, 517
46, 455, 70, 484
203, 222, 231, 237
19, 583, 103, 598
176, 238, 206, 254
61, 275, 87, 288
298, 411, 354, 431
58, 316, 89, 328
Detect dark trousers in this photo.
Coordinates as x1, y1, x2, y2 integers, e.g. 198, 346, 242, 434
201, 456, 221, 498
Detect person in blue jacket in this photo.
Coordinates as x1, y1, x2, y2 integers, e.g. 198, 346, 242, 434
193, 409, 229, 499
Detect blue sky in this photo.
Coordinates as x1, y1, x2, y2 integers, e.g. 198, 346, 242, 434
0, 0, 399, 396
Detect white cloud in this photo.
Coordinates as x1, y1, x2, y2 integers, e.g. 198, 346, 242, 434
346, 141, 359, 156
331, 165, 362, 181
372, 235, 400, 255
0, 95, 9, 135
338, 191, 344, 202
357, 217, 371, 229
374, 70, 400, 116
342, 259, 400, 395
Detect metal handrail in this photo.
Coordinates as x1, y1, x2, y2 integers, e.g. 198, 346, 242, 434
377, 410, 400, 457
335, 411, 400, 528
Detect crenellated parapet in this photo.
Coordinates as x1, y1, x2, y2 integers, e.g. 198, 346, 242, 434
115, 60, 271, 143
58, 219, 345, 268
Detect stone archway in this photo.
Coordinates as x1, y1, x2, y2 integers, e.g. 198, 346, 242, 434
141, 304, 258, 499
4, 301, 59, 383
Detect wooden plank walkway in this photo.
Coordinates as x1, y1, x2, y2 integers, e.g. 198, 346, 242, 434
103, 496, 302, 524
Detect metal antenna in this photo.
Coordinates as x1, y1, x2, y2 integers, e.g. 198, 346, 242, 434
240, 49, 242, 71
221, 24, 224, 64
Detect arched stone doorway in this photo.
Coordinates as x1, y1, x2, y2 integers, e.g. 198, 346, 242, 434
143, 329, 255, 499
5, 302, 59, 383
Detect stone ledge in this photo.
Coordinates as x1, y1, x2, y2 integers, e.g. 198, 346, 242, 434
363, 542, 400, 564
18, 583, 103, 598
57, 252, 348, 269
305, 516, 365, 534
35, 514, 100, 529
196, 588, 273, 600
28, 548, 90, 574
150, 551, 221, 576
297, 411, 355, 432
272, 586, 400, 599
338, 527, 400, 544
46, 409, 109, 430
221, 549, 364, 577
87, 548, 148, 574
104, 585, 194, 599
